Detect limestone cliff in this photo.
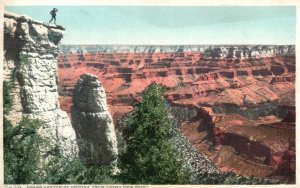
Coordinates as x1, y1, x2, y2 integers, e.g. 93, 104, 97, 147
3, 11, 78, 157
71, 73, 118, 167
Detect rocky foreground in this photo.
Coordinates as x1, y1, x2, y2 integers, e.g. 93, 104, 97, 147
58, 45, 295, 183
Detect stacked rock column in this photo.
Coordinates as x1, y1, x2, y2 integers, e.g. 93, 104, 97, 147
4, 12, 78, 158
71, 73, 118, 170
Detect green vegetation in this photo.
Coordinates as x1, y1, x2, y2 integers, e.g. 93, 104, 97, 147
11, 67, 17, 82
18, 54, 30, 66
230, 82, 239, 89
119, 82, 189, 184
4, 116, 117, 184
3, 81, 116, 184
3, 81, 14, 115
4, 117, 46, 184
43, 158, 116, 184
116, 129, 126, 155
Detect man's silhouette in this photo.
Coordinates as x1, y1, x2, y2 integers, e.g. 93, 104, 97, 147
49, 8, 58, 24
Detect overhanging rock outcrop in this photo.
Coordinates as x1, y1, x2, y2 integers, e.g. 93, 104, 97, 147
71, 73, 118, 167
3, 11, 78, 157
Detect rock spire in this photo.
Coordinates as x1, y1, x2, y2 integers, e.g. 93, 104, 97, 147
71, 73, 118, 168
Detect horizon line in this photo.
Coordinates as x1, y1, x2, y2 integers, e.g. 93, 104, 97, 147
61, 44, 296, 46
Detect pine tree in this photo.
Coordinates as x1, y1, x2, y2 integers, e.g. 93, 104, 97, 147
119, 82, 189, 184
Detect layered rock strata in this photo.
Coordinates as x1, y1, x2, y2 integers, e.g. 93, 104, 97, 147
177, 105, 295, 183
58, 45, 295, 182
3, 11, 78, 157
58, 45, 295, 120
171, 130, 278, 184
71, 73, 118, 168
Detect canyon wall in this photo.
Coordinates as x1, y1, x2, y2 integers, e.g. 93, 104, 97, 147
3, 12, 78, 157
58, 44, 295, 182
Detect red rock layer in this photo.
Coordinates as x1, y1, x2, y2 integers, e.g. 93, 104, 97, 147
58, 46, 295, 183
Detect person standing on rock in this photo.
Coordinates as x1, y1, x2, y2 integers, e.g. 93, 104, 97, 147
49, 8, 58, 24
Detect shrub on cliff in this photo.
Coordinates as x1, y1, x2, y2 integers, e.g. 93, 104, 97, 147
4, 116, 117, 184
3, 81, 14, 114
119, 82, 189, 184
44, 157, 116, 184
4, 117, 46, 183
3, 78, 116, 183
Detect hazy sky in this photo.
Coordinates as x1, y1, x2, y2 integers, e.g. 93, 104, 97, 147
5, 6, 296, 45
